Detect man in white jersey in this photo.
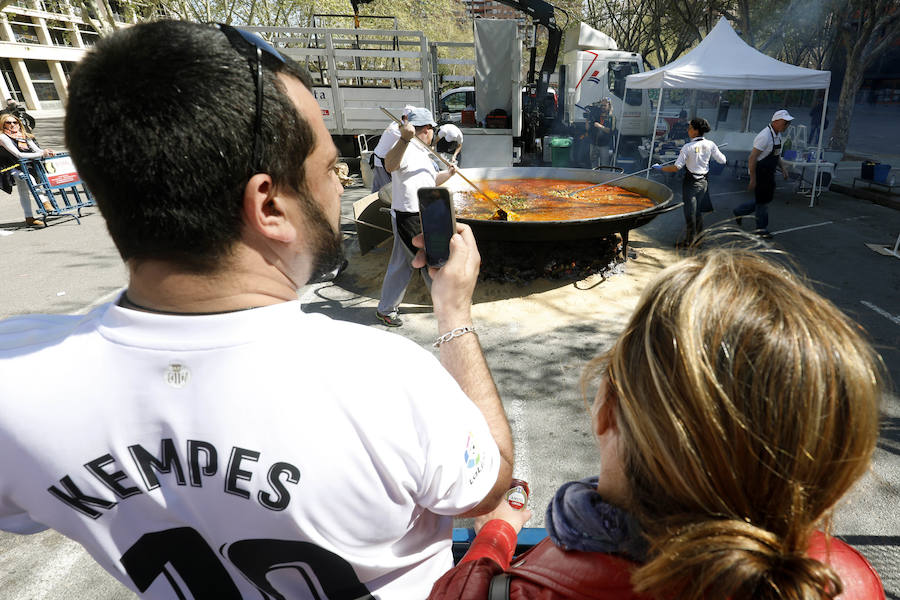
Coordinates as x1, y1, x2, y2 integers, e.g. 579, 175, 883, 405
0, 21, 512, 600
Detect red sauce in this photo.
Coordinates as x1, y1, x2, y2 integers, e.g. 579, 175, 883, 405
456, 178, 655, 222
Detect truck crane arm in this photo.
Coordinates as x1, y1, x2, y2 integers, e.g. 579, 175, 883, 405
492, 0, 563, 103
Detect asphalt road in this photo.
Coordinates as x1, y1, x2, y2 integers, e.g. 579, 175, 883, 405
0, 113, 898, 599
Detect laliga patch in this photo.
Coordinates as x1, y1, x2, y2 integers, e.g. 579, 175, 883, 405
164, 363, 191, 389
464, 433, 481, 469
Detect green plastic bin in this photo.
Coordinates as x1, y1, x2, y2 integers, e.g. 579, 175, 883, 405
550, 137, 572, 168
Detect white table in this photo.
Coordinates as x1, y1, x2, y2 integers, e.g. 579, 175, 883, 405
781, 159, 835, 203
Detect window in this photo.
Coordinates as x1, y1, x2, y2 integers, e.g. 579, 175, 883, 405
77, 24, 99, 46
24, 59, 59, 101
0, 59, 24, 103
47, 20, 73, 46
607, 61, 642, 106
9, 19, 41, 44
442, 91, 467, 112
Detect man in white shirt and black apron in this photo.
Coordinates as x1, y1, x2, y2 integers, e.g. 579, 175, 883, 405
733, 109, 794, 239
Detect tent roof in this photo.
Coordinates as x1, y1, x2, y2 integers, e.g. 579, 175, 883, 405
626, 17, 830, 90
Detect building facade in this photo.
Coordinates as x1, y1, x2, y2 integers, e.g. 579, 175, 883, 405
0, 0, 137, 114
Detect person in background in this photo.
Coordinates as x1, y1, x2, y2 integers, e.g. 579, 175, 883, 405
733, 109, 793, 239
587, 97, 614, 168
0, 22, 512, 599
435, 123, 463, 165
0, 114, 55, 227
656, 117, 726, 246
376, 107, 456, 328
667, 109, 689, 141
0, 98, 35, 131
370, 104, 414, 193
429, 247, 885, 600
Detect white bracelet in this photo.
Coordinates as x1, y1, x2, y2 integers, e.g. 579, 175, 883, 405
433, 326, 476, 348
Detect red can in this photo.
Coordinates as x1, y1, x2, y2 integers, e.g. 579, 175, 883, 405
506, 478, 530, 510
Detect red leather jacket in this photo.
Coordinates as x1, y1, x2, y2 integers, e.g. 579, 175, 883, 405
428, 521, 885, 600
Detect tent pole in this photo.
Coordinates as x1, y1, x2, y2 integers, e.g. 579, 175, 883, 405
745, 90, 754, 132
809, 86, 829, 208
613, 82, 626, 167
648, 86, 663, 178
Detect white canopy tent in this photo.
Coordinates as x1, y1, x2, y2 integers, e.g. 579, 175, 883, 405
619, 17, 831, 205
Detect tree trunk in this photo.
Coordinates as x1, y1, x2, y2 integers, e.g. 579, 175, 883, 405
830, 59, 865, 153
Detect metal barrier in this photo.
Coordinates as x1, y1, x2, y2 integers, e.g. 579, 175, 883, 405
21, 152, 95, 226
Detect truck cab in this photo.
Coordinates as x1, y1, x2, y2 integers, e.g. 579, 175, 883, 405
562, 24, 651, 148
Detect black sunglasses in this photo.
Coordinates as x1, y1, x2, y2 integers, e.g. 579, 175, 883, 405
214, 23, 286, 173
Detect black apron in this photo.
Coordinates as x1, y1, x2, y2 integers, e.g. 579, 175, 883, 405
756, 126, 780, 205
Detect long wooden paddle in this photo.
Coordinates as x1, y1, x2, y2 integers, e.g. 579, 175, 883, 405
378, 107, 512, 220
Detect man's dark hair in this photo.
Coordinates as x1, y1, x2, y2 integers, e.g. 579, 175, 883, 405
690, 117, 711, 135
65, 20, 315, 272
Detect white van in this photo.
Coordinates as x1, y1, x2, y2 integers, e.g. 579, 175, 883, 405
438, 85, 558, 124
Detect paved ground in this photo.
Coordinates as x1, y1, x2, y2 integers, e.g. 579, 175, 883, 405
0, 108, 898, 598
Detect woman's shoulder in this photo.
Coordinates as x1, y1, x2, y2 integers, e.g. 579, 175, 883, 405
505, 538, 649, 599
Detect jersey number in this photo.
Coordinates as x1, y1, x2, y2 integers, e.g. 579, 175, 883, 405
121, 527, 374, 599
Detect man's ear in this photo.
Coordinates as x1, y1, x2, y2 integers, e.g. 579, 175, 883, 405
592, 378, 618, 437
242, 173, 298, 243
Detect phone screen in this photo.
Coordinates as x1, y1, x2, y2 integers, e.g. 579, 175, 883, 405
418, 188, 455, 268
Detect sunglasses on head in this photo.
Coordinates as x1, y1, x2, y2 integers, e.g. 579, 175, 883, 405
213, 23, 286, 174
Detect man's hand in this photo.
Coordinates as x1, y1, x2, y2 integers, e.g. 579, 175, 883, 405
474, 497, 533, 534
747, 176, 756, 191
411, 222, 479, 330
781, 167, 790, 180
399, 122, 415, 142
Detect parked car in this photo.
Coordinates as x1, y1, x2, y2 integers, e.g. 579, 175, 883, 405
438, 85, 558, 124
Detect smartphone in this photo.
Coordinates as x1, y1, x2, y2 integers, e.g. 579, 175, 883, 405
417, 187, 456, 268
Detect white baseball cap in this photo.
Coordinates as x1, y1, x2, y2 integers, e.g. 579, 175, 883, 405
401, 105, 416, 118
407, 107, 438, 127
771, 109, 795, 122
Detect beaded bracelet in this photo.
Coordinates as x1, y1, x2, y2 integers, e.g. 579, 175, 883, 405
433, 325, 476, 348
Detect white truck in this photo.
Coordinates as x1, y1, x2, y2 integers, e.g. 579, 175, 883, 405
246, 20, 652, 162
246, 25, 469, 152
561, 22, 653, 151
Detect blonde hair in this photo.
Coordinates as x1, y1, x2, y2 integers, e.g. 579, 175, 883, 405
583, 249, 882, 600
1, 115, 34, 139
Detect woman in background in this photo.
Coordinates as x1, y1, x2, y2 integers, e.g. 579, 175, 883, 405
430, 247, 885, 600
0, 114, 54, 227
657, 117, 725, 246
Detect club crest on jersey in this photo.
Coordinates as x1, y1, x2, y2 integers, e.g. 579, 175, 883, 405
464, 433, 481, 469
164, 363, 190, 389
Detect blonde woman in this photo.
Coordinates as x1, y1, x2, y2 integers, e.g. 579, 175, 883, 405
0, 114, 54, 227
431, 248, 885, 600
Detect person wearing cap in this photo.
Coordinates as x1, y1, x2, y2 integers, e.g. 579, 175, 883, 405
435, 123, 464, 165
733, 109, 793, 238
376, 107, 457, 327
370, 105, 415, 193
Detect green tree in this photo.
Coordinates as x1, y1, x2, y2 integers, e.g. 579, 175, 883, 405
828, 0, 900, 152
